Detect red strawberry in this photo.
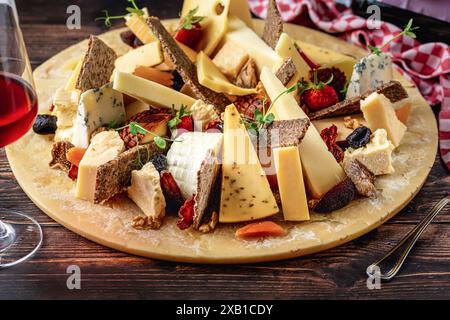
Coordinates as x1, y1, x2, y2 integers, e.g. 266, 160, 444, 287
175, 6, 205, 49
176, 115, 193, 133
175, 23, 202, 49
301, 71, 339, 112
168, 105, 193, 138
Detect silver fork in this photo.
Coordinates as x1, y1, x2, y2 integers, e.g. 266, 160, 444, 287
367, 196, 450, 281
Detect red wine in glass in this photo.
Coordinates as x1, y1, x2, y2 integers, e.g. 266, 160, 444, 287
0, 71, 38, 147
0, 0, 43, 268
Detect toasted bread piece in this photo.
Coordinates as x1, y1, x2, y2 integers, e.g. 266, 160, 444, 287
264, 118, 311, 148
262, 0, 284, 49
275, 57, 296, 86
309, 80, 409, 120
49, 141, 74, 172
343, 158, 376, 198
146, 17, 230, 113
76, 36, 117, 92
94, 143, 164, 204
235, 59, 258, 89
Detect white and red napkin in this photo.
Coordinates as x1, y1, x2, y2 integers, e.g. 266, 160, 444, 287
249, 0, 450, 170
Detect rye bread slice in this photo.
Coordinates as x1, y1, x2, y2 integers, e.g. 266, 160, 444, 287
309, 80, 409, 120
275, 57, 296, 86
262, 0, 284, 49
76, 36, 117, 92
260, 118, 310, 148
49, 141, 74, 172
94, 143, 163, 204
192, 151, 221, 230
146, 17, 230, 113
343, 158, 376, 198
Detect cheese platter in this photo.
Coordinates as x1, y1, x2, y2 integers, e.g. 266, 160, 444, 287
5, 0, 437, 263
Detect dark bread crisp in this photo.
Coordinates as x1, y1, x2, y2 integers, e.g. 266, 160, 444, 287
309, 80, 409, 120
49, 141, 74, 172
146, 17, 230, 113
261, 118, 310, 148
76, 36, 117, 92
235, 59, 258, 89
275, 57, 296, 86
193, 151, 221, 230
343, 158, 376, 198
94, 143, 163, 204
262, 0, 284, 49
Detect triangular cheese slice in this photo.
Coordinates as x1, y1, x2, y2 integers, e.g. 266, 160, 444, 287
219, 104, 279, 223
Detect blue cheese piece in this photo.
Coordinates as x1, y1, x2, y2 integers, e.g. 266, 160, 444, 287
346, 53, 392, 99
72, 83, 126, 148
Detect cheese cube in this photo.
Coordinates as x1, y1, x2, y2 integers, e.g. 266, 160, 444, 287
190, 100, 219, 131
274, 146, 310, 221
113, 71, 196, 110
114, 42, 163, 74
344, 129, 395, 175
392, 97, 412, 124
346, 53, 392, 99
219, 104, 279, 223
213, 41, 249, 79
197, 51, 256, 96
76, 131, 125, 201
128, 162, 166, 220
361, 92, 406, 147
260, 67, 346, 199
71, 84, 126, 148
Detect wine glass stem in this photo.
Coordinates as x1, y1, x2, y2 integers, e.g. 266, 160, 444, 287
0, 220, 7, 238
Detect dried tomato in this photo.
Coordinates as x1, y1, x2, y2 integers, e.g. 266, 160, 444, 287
160, 170, 184, 212
321, 125, 344, 162
177, 196, 195, 230
68, 164, 78, 181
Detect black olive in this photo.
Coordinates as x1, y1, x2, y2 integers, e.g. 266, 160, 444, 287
346, 126, 372, 149
33, 114, 57, 135
171, 70, 184, 91
151, 154, 168, 173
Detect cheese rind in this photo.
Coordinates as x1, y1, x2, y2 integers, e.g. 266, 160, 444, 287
128, 162, 166, 219
274, 146, 310, 221
361, 92, 406, 147
225, 16, 283, 73
114, 42, 163, 74
71, 83, 126, 148
344, 129, 395, 175
113, 71, 195, 109
275, 33, 310, 84
181, 0, 231, 55
220, 104, 279, 223
76, 131, 125, 201
260, 67, 346, 199
346, 53, 392, 99
197, 51, 256, 96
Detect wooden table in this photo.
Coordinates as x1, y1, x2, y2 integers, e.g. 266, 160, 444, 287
1, 0, 449, 300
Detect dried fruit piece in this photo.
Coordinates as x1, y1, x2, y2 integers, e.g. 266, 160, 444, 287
236, 221, 285, 239
177, 195, 195, 230
171, 70, 184, 91
320, 125, 344, 162
49, 141, 74, 172
205, 119, 223, 133
347, 126, 372, 149
150, 154, 168, 173
313, 178, 356, 213
66, 147, 86, 167
160, 170, 184, 212
33, 114, 57, 135
68, 164, 78, 181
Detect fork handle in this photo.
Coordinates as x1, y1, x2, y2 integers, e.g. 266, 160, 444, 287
367, 196, 450, 281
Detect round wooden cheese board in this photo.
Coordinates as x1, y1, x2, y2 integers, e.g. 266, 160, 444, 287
6, 20, 438, 263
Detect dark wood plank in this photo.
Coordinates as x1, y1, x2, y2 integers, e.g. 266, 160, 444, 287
0, 0, 448, 300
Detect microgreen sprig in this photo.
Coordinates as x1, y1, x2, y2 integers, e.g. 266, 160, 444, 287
176, 6, 205, 31
368, 18, 419, 55
168, 105, 190, 129
95, 0, 144, 27
115, 121, 172, 150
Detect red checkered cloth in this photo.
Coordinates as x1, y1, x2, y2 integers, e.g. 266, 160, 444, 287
249, 0, 450, 170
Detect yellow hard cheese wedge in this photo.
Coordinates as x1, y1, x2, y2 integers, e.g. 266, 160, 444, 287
225, 16, 283, 73
181, 0, 231, 55
197, 51, 256, 96
76, 131, 125, 202
114, 42, 163, 74
65, 60, 82, 91
275, 33, 310, 85
273, 146, 310, 221
220, 104, 279, 223
361, 92, 406, 147
113, 71, 195, 109
229, 0, 254, 29
125, 12, 156, 44
260, 67, 346, 199
296, 40, 356, 81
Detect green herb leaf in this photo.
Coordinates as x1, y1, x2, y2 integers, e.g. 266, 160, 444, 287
96, 0, 143, 28
154, 136, 167, 149
177, 6, 205, 31
370, 19, 419, 54
263, 113, 275, 125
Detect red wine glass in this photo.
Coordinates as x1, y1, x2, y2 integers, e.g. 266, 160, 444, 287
0, 0, 43, 268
